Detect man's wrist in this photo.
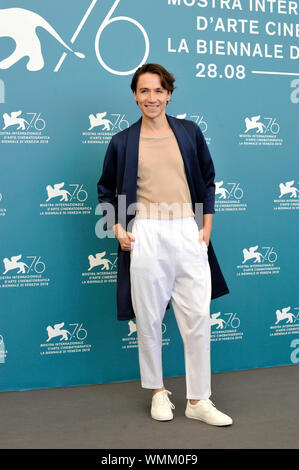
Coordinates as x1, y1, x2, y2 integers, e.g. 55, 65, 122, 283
113, 223, 126, 238
203, 214, 213, 229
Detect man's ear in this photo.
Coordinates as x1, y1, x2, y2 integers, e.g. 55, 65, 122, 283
133, 91, 139, 106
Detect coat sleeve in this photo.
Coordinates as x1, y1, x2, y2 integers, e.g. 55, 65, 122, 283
97, 137, 118, 231
194, 123, 216, 215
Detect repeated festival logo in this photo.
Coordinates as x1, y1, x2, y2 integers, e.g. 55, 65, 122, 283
40, 321, 92, 356
210, 311, 243, 342
270, 305, 299, 338
215, 180, 247, 212
237, 244, 281, 276
0, 110, 50, 144
82, 111, 131, 145
0, 254, 50, 288
40, 182, 92, 216
239, 114, 283, 146
81, 251, 117, 285
273, 180, 299, 211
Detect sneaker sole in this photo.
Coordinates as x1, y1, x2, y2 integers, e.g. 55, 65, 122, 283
185, 411, 233, 426
151, 414, 174, 421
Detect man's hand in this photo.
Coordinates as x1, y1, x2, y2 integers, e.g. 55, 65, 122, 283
113, 223, 135, 251
199, 214, 213, 248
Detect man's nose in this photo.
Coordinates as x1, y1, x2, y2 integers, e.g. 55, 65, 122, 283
148, 91, 156, 101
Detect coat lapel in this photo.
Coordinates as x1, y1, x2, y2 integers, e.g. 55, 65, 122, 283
121, 117, 142, 209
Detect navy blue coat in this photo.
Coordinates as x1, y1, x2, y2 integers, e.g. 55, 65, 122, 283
97, 114, 229, 321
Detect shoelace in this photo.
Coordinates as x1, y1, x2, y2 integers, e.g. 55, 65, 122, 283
200, 398, 216, 409
155, 389, 175, 409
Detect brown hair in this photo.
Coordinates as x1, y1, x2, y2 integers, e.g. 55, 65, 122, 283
130, 63, 176, 95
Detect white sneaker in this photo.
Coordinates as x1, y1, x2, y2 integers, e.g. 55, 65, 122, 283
151, 389, 175, 421
185, 398, 233, 426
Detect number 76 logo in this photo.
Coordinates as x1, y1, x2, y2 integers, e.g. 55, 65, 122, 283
55, 0, 150, 75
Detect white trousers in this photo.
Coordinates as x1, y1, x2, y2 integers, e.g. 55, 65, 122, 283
129, 216, 212, 400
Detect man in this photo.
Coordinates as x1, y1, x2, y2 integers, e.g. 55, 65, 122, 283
97, 63, 232, 426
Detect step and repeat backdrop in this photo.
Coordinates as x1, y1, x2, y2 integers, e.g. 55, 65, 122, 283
0, 0, 298, 391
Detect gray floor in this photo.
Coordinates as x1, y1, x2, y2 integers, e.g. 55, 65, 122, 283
0, 365, 298, 449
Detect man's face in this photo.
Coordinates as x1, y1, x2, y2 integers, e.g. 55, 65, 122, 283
133, 72, 171, 120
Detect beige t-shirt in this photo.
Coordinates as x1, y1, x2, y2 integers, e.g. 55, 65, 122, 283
135, 132, 195, 219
